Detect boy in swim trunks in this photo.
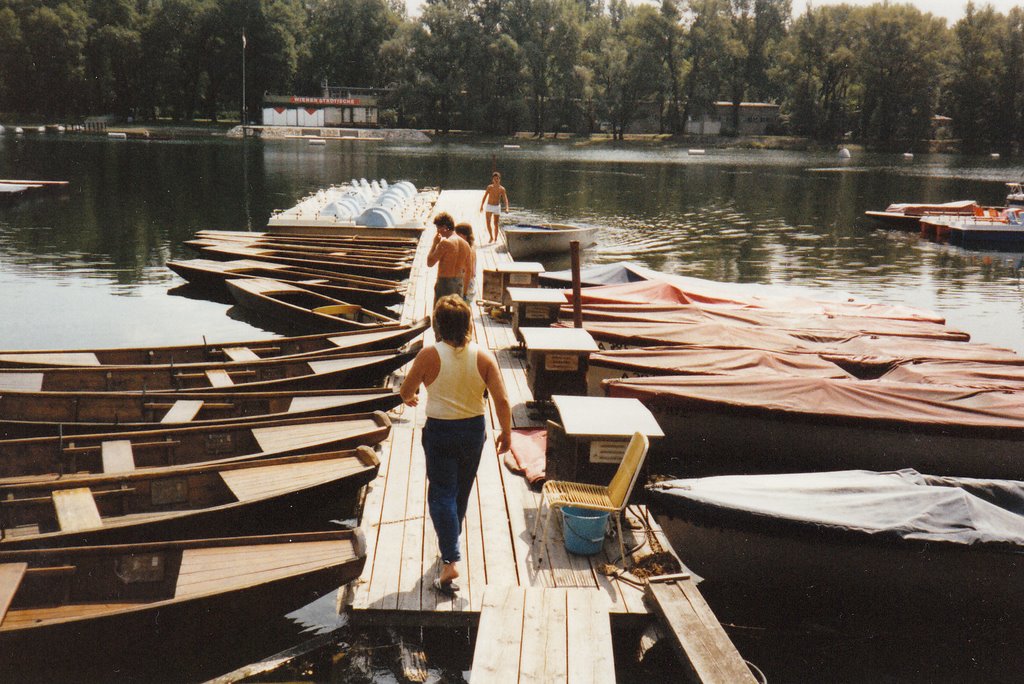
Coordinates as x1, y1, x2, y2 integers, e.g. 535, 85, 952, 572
479, 171, 510, 244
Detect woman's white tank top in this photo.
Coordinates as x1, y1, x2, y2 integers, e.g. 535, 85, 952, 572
425, 341, 487, 420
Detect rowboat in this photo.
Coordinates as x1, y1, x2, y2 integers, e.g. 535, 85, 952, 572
0, 317, 429, 368
194, 229, 419, 249
225, 278, 399, 333
197, 243, 412, 279
864, 200, 981, 230
502, 223, 598, 259
0, 448, 380, 549
574, 320, 1019, 378
0, 411, 391, 479
0, 344, 418, 392
0, 387, 400, 438
185, 236, 416, 261
0, 530, 366, 679
168, 258, 406, 308
647, 469, 1024, 624
605, 374, 1024, 479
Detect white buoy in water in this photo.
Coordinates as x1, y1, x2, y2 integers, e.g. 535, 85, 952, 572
108, 132, 127, 139
839, 147, 851, 159
14, 127, 23, 134
308, 138, 326, 146
688, 149, 706, 155
503, 144, 520, 149
903, 152, 914, 159
991, 152, 1001, 159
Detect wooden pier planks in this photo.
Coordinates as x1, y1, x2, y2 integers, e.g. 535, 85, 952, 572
471, 586, 615, 683
644, 578, 758, 684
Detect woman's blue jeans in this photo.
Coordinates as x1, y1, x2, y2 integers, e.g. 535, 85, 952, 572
422, 415, 487, 564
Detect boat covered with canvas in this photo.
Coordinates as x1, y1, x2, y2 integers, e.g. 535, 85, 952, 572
502, 223, 598, 258
647, 469, 1024, 623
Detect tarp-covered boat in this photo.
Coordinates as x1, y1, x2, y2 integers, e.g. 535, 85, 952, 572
539, 262, 653, 288
883, 359, 1024, 389
647, 469, 1024, 621
605, 374, 1024, 478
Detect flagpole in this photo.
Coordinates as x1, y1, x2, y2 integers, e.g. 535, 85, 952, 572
241, 29, 247, 131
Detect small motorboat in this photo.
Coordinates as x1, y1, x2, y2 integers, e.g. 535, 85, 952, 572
647, 469, 1024, 623
502, 223, 598, 258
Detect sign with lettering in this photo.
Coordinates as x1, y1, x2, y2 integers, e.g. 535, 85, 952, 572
545, 353, 579, 372
589, 440, 627, 464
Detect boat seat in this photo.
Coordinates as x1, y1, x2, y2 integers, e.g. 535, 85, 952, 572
313, 304, 361, 318
101, 440, 136, 473
205, 369, 234, 387
0, 562, 28, 624
161, 400, 204, 424
52, 488, 103, 532
222, 347, 260, 362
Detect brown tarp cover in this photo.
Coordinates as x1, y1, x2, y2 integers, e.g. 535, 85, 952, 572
560, 303, 968, 341
886, 200, 979, 215
589, 347, 852, 379
605, 374, 1024, 430
569, 277, 945, 323
573, 321, 1018, 376
504, 428, 547, 486
884, 361, 1024, 389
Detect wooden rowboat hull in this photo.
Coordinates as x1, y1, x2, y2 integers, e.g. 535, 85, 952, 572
0, 317, 428, 368
0, 411, 391, 479
200, 244, 412, 279
502, 223, 598, 259
0, 530, 365, 680
226, 278, 399, 333
0, 448, 380, 549
0, 387, 401, 438
0, 344, 418, 392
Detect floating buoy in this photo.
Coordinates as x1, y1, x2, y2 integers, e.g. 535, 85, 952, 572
688, 149, 706, 155
839, 147, 851, 159
903, 152, 914, 159
14, 127, 23, 135
991, 153, 1001, 159
108, 132, 127, 139
308, 138, 326, 146
503, 144, 520, 149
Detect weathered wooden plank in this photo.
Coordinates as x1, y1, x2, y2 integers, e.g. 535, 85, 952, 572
471, 586, 525, 682
395, 402, 428, 613
566, 590, 615, 683
645, 580, 757, 684
221, 347, 261, 362
101, 440, 135, 473
52, 488, 103, 532
161, 399, 205, 424
204, 368, 234, 387
0, 562, 28, 624
520, 588, 568, 684
464, 473, 487, 612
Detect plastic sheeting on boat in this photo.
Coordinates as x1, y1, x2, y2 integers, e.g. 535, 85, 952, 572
589, 347, 853, 379
647, 469, 1024, 548
605, 374, 1024, 431
560, 302, 968, 341
538, 262, 653, 288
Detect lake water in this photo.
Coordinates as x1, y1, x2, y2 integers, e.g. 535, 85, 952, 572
2, 134, 1022, 682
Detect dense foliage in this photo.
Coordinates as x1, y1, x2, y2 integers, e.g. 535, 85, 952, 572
1, 0, 1021, 149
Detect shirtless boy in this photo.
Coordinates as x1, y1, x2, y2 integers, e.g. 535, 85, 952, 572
427, 212, 471, 304
479, 171, 510, 243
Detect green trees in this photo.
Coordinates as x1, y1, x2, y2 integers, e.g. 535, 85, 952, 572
0, 0, 1022, 151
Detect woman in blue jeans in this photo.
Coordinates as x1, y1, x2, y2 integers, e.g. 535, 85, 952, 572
400, 295, 512, 595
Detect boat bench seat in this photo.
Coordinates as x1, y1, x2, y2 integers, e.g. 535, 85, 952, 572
222, 347, 260, 362
161, 400, 205, 424
313, 304, 361, 318
205, 369, 234, 387
102, 440, 136, 473
0, 562, 28, 624
52, 488, 103, 532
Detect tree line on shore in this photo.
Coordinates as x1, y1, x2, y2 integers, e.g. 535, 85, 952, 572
1, 0, 1021, 151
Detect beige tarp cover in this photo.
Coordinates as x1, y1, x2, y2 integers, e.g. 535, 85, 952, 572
884, 360, 1024, 389
605, 374, 1024, 430
568, 277, 945, 323
560, 302, 968, 341
590, 347, 853, 379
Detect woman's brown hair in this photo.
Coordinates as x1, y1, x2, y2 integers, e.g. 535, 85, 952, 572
454, 223, 475, 246
433, 294, 472, 346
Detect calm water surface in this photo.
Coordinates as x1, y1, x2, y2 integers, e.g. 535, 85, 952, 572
2, 134, 1023, 682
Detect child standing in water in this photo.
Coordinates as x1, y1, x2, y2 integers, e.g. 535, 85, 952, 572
479, 171, 510, 244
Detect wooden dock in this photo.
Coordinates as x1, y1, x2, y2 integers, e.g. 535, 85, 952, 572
342, 189, 752, 682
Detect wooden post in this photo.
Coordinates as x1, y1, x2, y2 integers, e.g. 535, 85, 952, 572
570, 240, 583, 328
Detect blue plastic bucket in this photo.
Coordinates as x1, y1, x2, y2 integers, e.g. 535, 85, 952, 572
560, 506, 609, 556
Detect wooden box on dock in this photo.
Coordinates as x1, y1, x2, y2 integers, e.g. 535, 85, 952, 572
507, 287, 567, 342
481, 262, 545, 306
520, 327, 599, 402
545, 395, 665, 486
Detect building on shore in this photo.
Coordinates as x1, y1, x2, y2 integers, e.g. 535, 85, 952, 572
261, 86, 389, 128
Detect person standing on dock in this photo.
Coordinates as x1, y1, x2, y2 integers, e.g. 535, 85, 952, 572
454, 223, 477, 301
428, 212, 471, 304
479, 171, 510, 244
399, 295, 513, 596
